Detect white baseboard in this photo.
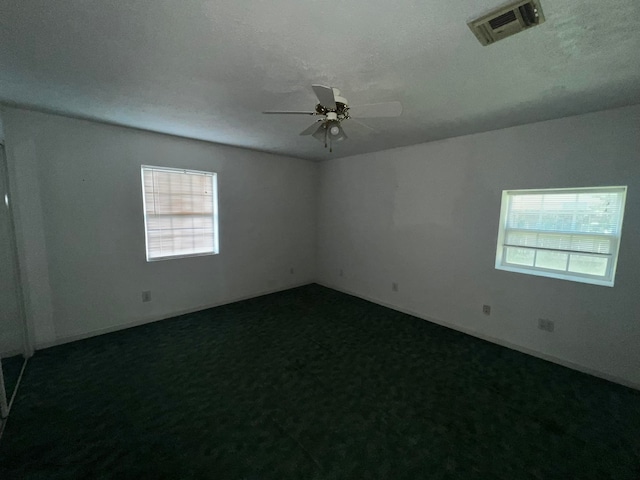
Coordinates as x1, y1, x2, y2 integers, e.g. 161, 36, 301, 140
1, 349, 25, 359
36, 281, 313, 351
316, 281, 640, 391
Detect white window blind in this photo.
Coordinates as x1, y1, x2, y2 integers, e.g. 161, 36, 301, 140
141, 166, 218, 261
495, 186, 627, 286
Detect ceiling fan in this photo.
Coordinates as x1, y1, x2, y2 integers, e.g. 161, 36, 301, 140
263, 85, 402, 152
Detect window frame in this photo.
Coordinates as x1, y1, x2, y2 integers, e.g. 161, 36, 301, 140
141, 165, 219, 262
495, 186, 627, 287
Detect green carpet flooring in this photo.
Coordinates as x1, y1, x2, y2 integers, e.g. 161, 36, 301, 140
0, 284, 638, 479
1, 355, 24, 406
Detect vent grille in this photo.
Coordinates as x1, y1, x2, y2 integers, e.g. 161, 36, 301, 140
468, 0, 545, 46
489, 11, 517, 30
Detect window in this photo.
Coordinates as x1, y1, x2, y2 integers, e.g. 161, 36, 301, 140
141, 165, 218, 261
495, 186, 627, 287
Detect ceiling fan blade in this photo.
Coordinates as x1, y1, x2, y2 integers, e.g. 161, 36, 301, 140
312, 124, 327, 142
349, 118, 375, 132
262, 111, 316, 115
299, 122, 322, 136
349, 101, 403, 118
311, 84, 336, 109
336, 126, 348, 142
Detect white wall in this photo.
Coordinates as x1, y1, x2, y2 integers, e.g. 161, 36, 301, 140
317, 104, 640, 388
2, 107, 318, 347
0, 144, 24, 356
4, 103, 638, 388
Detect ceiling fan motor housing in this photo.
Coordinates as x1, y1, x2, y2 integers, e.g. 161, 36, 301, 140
315, 102, 349, 120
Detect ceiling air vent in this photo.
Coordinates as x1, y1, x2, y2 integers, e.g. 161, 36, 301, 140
468, 0, 545, 46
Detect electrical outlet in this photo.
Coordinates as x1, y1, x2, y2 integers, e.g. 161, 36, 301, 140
142, 291, 152, 303
538, 318, 554, 332
482, 305, 491, 315
392, 282, 398, 292
290, 267, 294, 274
339, 269, 344, 277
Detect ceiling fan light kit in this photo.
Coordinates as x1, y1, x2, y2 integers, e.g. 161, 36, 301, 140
263, 84, 402, 152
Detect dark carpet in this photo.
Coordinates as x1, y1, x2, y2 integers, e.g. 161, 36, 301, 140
0, 284, 638, 479
1, 355, 24, 406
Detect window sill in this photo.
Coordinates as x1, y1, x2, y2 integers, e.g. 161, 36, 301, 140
146, 251, 219, 262
495, 263, 614, 287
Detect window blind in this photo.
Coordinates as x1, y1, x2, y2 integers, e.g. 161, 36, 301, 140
496, 186, 627, 286
141, 166, 218, 261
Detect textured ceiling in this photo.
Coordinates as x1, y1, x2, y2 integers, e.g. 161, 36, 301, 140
1, 0, 639, 160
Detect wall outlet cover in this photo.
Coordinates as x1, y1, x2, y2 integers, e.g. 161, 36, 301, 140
538, 318, 554, 332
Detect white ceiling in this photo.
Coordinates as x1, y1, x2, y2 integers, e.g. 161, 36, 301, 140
1, 0, 639, 160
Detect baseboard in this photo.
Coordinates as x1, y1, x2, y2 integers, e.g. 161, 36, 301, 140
316, 281, 640, 391
36, 281, 314, 351
1, 349, 25, 359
